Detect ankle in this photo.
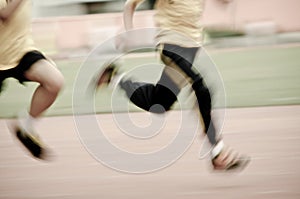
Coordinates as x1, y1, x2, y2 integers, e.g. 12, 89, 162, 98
211, 140, 224, 160
18, 110, 37, 135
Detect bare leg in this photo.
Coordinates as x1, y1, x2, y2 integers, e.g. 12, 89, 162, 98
24, 59, 64, 118
13, 59, 64, 159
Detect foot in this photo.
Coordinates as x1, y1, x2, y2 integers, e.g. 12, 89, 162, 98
211, 141, 250, 171
97, 62, 127, 89
96, 63, 118, 87
14, 126, 50, 160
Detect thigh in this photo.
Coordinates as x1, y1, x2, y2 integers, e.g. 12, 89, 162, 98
11, 51, 62, 85
160, 63, 188, 90
24, 58, 63, 87
159, 44, 200, 89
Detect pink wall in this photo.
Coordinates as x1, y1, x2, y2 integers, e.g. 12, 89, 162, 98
31, 0, 300, 54
202, 0, 300, 32
32, 11, 155, 53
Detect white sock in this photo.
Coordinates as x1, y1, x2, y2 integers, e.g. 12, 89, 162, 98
18, 111, 37, 136
211, 140, 224, 159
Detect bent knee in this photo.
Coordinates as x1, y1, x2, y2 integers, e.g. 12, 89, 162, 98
40, 65, 64, 95
45, 72, 64, 95
25, 59, 65, 94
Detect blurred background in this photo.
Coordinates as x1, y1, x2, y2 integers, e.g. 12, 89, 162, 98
0, 0, 299, 117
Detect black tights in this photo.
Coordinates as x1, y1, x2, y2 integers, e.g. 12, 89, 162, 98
119, 44, 218, 145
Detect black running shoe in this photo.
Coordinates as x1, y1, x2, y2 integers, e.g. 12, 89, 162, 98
15, 128, 49, 160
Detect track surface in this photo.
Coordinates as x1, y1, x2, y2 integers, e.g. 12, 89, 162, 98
0, 105, 299, 199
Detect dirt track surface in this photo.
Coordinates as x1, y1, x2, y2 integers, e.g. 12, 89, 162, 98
0, 106, 300, 199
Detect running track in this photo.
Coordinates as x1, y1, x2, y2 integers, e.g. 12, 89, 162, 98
0, 106, 299, 199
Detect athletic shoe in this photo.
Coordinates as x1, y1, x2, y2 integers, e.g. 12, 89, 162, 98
96, 62, 127, 89
15, 127, 49, 160
96, 63, 118, 87
211, 141, 250, 171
